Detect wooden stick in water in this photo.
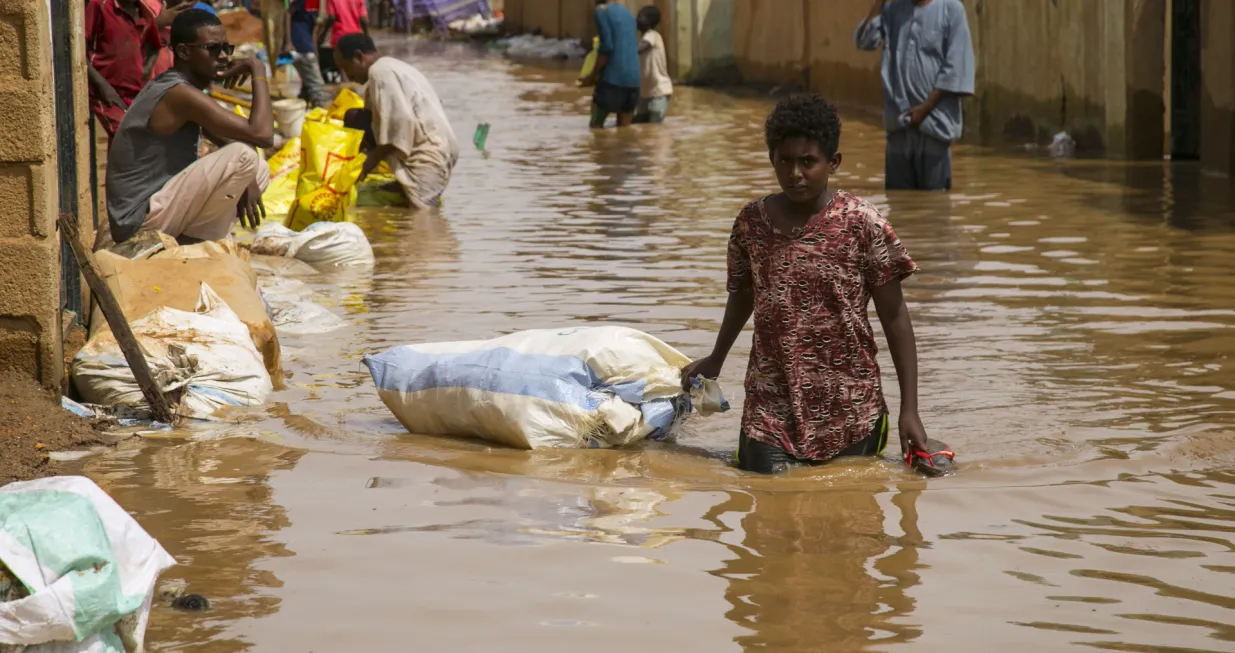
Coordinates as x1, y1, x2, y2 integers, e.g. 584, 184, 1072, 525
57, 213, 179, 425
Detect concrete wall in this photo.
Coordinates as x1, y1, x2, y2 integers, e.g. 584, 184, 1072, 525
729, 0, 1166, 157
733, 0, 806, 87
0, 0, 64, 387
1200, 0, 1234, 173
688, 0, 736, 82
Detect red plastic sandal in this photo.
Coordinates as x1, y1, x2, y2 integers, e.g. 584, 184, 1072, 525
905, 438, 956, 477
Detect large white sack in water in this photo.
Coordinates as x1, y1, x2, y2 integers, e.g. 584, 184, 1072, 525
73, 284, 273, 420
250, 222, 374, 267
363, 326, 724, 450
0, 476, 175, 653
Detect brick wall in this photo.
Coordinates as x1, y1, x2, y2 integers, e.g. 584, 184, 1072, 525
0, 0, 65, 387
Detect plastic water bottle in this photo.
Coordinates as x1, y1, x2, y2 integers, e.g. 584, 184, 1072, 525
473, 123, 490, 151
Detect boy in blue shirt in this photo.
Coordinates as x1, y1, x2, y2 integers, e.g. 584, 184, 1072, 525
282, 0, 330, 107
578, 0, 641, 128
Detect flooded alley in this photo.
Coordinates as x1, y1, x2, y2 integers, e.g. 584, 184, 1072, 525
74, 37, 1235, 652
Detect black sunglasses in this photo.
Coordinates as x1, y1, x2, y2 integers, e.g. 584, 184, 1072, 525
189, 42, 235, 57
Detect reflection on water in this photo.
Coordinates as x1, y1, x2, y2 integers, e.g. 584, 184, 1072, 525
67, 36, 1235, 652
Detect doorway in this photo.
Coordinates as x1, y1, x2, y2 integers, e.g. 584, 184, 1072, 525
1170, 0, 1201, 159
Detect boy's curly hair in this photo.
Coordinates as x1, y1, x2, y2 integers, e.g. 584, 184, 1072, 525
764, 94, 842, 158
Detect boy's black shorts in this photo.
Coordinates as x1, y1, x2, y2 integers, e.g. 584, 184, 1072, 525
736, 414, 889, 475
593, 81, 640, 115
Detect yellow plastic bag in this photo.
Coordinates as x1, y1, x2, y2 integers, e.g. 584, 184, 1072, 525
267, 137, 302, 179
294, 120, 365, 199
328, 88, 365, 121
305, 106, 345, 127
284, 120, 367, 231
579, 37, 600, 81
261, 138, 303, 217
305, 107, 330, 123
285, 155, 367, 231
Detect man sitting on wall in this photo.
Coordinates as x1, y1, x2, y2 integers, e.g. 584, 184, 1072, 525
105, 9, 275, 246
856, 0, 975, 191
334, 33, 460, 210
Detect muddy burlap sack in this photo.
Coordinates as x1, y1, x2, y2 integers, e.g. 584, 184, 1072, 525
89, 240, 282, 378
75, 284, 273, 420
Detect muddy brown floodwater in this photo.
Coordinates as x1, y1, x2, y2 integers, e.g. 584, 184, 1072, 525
68, 36, 1235, 652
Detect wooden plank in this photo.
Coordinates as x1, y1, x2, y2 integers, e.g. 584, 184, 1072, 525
57, 213, 179, 425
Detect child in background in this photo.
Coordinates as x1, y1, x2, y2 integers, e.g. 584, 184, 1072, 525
682, 94, 933, 474
579, 0, 641, 128
86, 0, 192, 141
283, 0, 330, 106
635, 5, 672, 124
321, 0, 369, 82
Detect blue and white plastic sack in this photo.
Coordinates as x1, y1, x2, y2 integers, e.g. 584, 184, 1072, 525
0, 476, 175, 653
363, 326, 727, 449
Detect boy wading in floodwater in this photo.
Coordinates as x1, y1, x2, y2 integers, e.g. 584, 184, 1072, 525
579, 0, 641, 128
682, 95, 931, 474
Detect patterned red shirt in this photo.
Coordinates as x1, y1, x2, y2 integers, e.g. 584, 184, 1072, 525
727, 191, 917, 461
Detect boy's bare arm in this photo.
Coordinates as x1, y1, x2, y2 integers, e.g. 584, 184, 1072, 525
680, 283, 754, 389
88, 65, 125, 108
871, 279, 929, 453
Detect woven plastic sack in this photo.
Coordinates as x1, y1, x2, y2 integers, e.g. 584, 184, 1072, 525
327, 88, 365, 121
283, 120, 366, 231
73, 284, 273, 420
261, 137, 302, 217
251, 222, 374, 267
0, 476, 175, 653
363, 326, 727, 450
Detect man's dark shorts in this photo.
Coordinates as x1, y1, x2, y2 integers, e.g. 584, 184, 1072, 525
736, 414, 890, 475
593, 81, 639, 116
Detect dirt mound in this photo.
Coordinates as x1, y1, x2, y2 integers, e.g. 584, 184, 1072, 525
0, 373, 106, 484
220, 8, 264, 45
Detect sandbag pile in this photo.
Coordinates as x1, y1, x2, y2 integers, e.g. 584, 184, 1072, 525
74, 284, 274, 421
88, 239, 282, 377
363, 326, 728, 450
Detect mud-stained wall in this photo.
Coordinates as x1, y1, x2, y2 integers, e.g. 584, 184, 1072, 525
506, 1, 667, 39
1200, 0, 1235, 174
732, 0, 807, 87
729, 0, 1165, 158
971, 0, 1114, 150
802, 1, 882, 111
